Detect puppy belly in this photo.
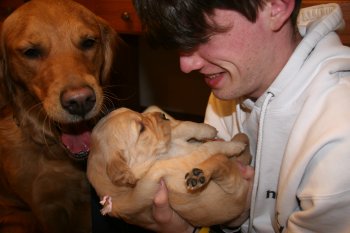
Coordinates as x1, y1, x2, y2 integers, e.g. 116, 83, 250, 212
168, 183, 247, 226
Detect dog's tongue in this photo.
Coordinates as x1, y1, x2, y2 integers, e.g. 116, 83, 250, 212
61, 131, 91, 155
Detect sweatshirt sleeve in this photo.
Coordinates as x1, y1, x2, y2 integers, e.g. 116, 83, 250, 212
278, 77, 350, 233
286, 141, 350, 233
204, 93, 240, 141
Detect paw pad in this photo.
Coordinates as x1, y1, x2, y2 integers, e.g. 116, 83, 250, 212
185, 168, 206, 190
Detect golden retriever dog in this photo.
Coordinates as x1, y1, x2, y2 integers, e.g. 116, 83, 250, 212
87, 107, 252, 228
0, 0, 117, 232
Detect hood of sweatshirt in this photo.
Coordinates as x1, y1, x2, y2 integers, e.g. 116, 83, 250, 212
242, 3, 346, 112
239, 3, 350, 232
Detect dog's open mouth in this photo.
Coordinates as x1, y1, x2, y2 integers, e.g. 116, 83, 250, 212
60, 122, 93, 160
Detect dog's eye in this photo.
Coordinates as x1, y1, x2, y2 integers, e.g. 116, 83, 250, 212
22, 47, 42, 59
80, 38, 97, 50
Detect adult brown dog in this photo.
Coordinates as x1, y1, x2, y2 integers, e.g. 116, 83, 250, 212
87, 107, 252, 228
0, 0, 117, 232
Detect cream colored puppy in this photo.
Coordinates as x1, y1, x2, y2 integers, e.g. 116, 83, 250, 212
87, 106, 252, 227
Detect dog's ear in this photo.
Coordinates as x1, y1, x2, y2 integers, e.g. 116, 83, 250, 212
0, 56, 7, 107
0, 35, 9, 108
106, 150, 138, 187
97, 17, 119, 85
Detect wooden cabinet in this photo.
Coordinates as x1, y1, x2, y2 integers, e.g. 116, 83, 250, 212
95, 0, 141, 34
75, 0, 142, 34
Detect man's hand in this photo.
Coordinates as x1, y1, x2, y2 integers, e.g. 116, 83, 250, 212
147, 180, 194, 233
146, 159, 254, 233
225, 161, 254, 228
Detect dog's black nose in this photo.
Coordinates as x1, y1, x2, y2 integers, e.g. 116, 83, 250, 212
60, 86, 96, 117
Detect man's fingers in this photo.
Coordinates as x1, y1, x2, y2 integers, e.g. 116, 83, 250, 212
235, 161, 255, 180
153, 179, 173, 223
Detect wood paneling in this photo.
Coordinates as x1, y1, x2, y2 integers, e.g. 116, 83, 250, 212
94, 0, 141, 34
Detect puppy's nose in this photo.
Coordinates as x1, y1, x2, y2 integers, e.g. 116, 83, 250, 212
60, 86, 96, 117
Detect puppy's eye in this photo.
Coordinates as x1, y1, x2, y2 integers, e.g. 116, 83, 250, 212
161, 114, 168, 120
80, 37, 97, 50
22, 47, 42, 59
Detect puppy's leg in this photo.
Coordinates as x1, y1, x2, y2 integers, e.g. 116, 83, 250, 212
185, 153, 247, 194
185, 134, 251, 193
144, 106, 219, 141
197, 139, 247, 159
231, 133, 251, 165
172, 121, 218, 141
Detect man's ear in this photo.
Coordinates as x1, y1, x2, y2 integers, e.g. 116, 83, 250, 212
268, 0, 295, 31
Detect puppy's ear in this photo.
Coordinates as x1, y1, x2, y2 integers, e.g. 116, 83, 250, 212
106, 150, 138, 187
97, 17, 119, 85
143, 105, 170, 117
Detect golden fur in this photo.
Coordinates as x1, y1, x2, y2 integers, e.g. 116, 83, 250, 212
0, 0, 116, 232
87, 107, 252, 227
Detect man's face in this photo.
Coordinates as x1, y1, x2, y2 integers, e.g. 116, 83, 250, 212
179, 8, 278, 100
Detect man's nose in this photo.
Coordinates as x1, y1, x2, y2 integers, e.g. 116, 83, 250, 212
179, 52, 204, 73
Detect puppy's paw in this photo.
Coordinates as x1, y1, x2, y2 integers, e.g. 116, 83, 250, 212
235, 141, 247, 154
100, 195, 112, 215
185, 168, 207, 190
201, 124, 218, 140
226, 141, 247, 157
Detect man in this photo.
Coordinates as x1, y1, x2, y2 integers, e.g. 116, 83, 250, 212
132, 0, 350, 232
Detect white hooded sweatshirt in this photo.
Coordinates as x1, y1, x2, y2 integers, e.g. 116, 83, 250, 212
204, 4, 350, 233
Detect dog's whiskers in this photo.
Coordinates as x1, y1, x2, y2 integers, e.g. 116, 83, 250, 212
102, 93, 116, 107
42, 115, 61, 157
100, 103, 111, 117
17, 100, 43, 126
103, 85, 138, 102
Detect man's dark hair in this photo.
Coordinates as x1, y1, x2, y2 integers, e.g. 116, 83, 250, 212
133, 0, 302, 51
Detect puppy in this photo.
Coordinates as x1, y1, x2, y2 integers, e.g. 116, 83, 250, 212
87, 107, 252, 227
0, 0, 117, 232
